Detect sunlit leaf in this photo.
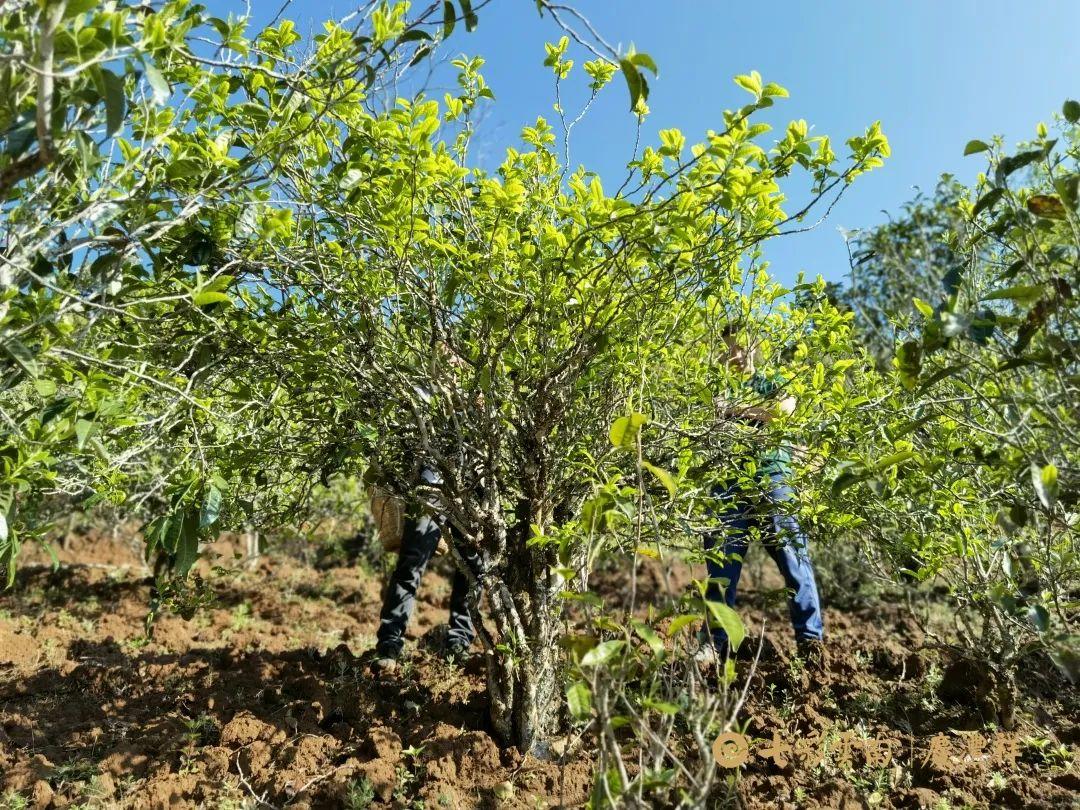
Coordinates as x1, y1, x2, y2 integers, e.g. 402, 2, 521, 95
566, 681, 592, 720
1027, 194, 1068, 220
705, 601, 745, 650
1032, 462, 1058, 510
641, 461, 676, 499
609, 412, 648, 449
580, 639, 625, 667
142, 63, 171, 105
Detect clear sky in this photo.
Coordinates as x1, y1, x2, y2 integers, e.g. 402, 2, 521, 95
226, 0, 1080, 287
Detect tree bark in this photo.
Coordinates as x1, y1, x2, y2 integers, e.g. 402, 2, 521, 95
468, 494, 562, 752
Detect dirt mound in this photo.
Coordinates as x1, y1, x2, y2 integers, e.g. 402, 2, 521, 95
1, 533, 1076, 808
0, 536, 590, 808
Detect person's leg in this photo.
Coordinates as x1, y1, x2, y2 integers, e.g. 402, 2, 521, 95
704, 483, 754, 649
446, 533, 483, 649
375, 515, 441, 654
762, 475, 824, 642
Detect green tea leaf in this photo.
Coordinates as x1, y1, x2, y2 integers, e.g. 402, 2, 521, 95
192, 290, 232, 307
972, 187, 1004, 218
619, 59, 648, 112
875, 450, 915, 471
100, 68, 126, 137
982, 284, 1043, 305
628, 52, 658, 75
458, 0, 478, 31
642, 699, 680, 715
580, 639, 625, 667
1063, 99, 1080, 124
442, 0, 455, 38
200, 484, 222, 528
75, 419, 95, 450
1032, 462, 1058, 509
831, 469, 867, 496
609, 412, 648, 449
666, 614, 699, 637
142, 63, 171, 105
173, 512, 200, 576
631, 620, 664, 656
1028, 604, 1050, 633
705, 601, 745, 650
1048, 638, 1080, 684
566, 681, 592, 721
641, 461, 676, 499
3, 339, 42, 379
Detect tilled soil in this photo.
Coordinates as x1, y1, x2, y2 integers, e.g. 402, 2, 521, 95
1, 533, 1076, 809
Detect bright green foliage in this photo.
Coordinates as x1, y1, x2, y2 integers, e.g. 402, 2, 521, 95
3, 1, 1076, 801
831, 112, 1080, 703
0, 0, 892, 762
0, 0, 457, 577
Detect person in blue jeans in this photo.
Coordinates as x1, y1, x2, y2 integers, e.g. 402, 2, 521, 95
701, 325, 825, 666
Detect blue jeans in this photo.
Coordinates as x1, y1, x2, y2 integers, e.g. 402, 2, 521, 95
376, 515, 480, 653
704, 471, 824, 647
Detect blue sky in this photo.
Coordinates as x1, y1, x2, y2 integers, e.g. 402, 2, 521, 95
230, 0, 1079, 287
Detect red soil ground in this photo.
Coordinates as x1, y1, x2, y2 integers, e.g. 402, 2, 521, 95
1, 532, 1076, 808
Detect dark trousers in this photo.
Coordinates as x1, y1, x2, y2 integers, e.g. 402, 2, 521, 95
375, 515, 481, 653
704, 470, 824, 647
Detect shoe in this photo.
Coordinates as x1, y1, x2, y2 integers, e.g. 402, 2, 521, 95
796, 638, 827, 671
693, 632, 731, 670
693, 643, 723, 670
694, 629, 764, 665
369, 643, 402, 674
443, 637, 472, 661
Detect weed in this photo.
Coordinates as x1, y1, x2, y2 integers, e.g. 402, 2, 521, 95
786, 652, 805, 681
1022, 736, 1073, 769
214, 781, 257, 809
121, 634, 150, 653
50, 758, 97, 789
393, 761, 421, 804
72, 773, 113, 805
845, 690, 883, 719
819, 685, 838, 712
345, 777, 376, 810
849, 765, 891, 800
182, 713, 220, 747
41, 637, 61, 664
55, 607, 94, 635
113, 774, 142, 799
230, 602, 253, 631
917, 663, 944, 712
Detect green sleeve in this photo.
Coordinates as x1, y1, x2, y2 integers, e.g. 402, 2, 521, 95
749, 372, 787, 399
